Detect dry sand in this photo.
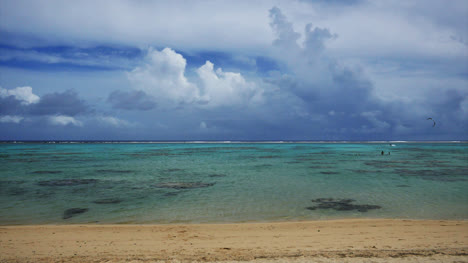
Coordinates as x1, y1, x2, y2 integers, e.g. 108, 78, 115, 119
1, 219, 467, 263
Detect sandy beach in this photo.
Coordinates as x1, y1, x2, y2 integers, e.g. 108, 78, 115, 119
1, 219, 467, 262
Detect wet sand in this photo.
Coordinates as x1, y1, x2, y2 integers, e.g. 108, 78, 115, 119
1, 219, 467, 262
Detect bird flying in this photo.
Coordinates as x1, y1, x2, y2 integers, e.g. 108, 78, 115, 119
427, 118, 436, 127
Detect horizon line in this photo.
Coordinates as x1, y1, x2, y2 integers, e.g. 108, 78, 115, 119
1, 140, 467, 144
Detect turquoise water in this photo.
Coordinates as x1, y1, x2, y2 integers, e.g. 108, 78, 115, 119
0, 142, 467, 224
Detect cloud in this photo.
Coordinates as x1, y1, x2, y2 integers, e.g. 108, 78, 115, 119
296, 1, 467, 62
269, 7, 301, 51
303, 23, 337, 57
127, 48, 200, 106
48, 115, 82, 126
0, 45, 142, 71
0, 115, 24, 124
0, 86, 39, 116
461, 97, 468, 116
263, 7, 467, 139
29, 90, 90, 116
301, 0, 364, 6
268, 7, 376, 115
360, 111, 390, 133
0, 86, 92, 129
0, 86, 40, 105
107, 90, 156, 111
127, 48, 263, 108
1, 3, 467, 140
0, 94, 23, 115
199, 121, 207, 129
196, 61, 263, 107
1, 0, 465, 64
97, 116, 132, 127
0, 0, 272, 51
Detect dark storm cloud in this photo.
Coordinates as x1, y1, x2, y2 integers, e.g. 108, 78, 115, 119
268, 7, 381, 123
325, 63, 375, 111
0, 96, 24, 115
422, 89, 468, 132
303, 24, 337, 56
29, 90, 90, 116
264, 7, 467, 140
107, 90, 156, 111
269, 7, 301, 50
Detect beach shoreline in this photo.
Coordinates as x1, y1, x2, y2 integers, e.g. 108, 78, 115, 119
1, 219, 467, 262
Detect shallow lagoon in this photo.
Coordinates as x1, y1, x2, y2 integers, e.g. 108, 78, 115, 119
1, 142, 467, 224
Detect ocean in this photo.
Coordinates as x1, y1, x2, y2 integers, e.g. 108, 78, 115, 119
0, 142, 467, 224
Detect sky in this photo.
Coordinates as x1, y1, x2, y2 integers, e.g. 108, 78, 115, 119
0, 0, 467, 141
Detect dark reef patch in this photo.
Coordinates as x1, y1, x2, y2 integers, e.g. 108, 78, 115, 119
163, 192, 180, 197
123, 150, 174, 158
364, 160, 413, 169
307, 198, 381, 212
32, 170, 63, 174
7, 187, 27, 196
154, 182, 215, 190
8, 158, 40, 163
396, 168, 468, 181
293, 153, 334, 161
404, 147, 465, 154
35, 190, 55, 198
63, 208, 89, 219
351, 169, 381, 174
308, 166, 333, 169
258, 155, 280, 159
38, 179, 98, 186
208, 174, 227, 178
17, 153, 35, 157
319, 171, 340, 175
258, 148, 283, 153
0, 180, 26, 186
96, 169, 134, 174
422, 160, 451, 168
93, 198, 123, 204
295, 158, 315, 161
71, 188, 91, 194
253, 164, 274, 168
163, 168, 184, 173
286, 161, 303, 164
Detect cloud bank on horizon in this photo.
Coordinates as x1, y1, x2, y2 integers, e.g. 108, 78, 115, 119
0, 0, 467, 140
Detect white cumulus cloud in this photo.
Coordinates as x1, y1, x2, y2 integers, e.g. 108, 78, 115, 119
127, 48, 200, 106
128, 48, 263, 108
197, 61, 263, 107
0, 86, 40, 105
98, 116, 132, 127
49, 115, 82, 126
0, 115, 24, 123
199, 121, 207, 129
